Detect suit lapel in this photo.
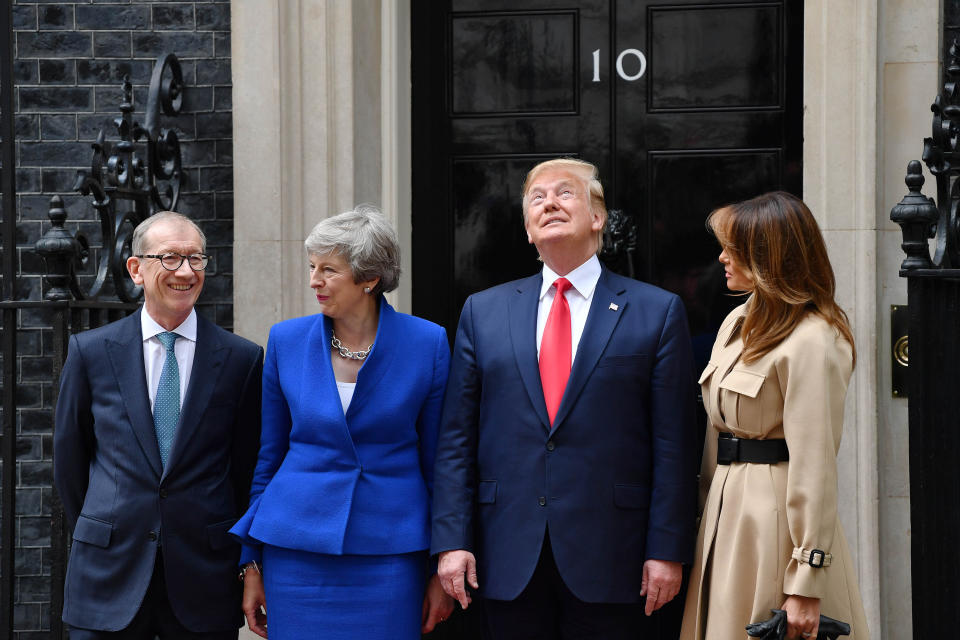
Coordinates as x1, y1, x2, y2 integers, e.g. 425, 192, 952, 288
164, 315, 228, 478
299, 314, 348, 427
552, 268, 626, 430
509, 274, 551, 430
348, 299, 399, 418
105, 310, 163, 479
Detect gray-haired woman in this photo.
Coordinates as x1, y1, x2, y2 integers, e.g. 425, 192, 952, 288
230, 205, 455, 639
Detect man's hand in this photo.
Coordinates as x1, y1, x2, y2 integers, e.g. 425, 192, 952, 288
437, 549, 479, 610
242, 568, 268, 638
640, 559, 682, 616
421, 573, 456, 633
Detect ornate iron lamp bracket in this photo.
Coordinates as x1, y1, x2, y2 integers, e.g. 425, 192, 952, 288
600, 209, 639, 279
34, 53, 185, 302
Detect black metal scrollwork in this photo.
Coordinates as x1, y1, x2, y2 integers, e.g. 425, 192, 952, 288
893, 40, 960, 271
600, 209, 639, 279
34, 53, 185, 301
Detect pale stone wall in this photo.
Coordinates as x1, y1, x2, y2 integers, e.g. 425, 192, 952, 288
231, 0, 409, 346
803, 2, 883, 633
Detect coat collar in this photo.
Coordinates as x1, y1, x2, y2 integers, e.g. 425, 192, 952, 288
508, 266, 627, 433
509, 273, 550, 429
105, 309, 163, 478
551, 267, 626, 430
344, 298, 399, 417
163, 313, 228, 479
106, 309, 231, 480
301, 298, 400, 423
720, 301, 748, 348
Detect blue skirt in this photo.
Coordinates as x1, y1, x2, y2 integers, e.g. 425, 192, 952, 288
261, 545, 427, 640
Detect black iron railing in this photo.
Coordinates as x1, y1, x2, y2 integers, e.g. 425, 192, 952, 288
889, 39, 960, 640
1, 53, 184, 640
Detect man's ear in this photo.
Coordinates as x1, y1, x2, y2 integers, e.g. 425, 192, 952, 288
591, 208, 604, 232
127, 256, 144, 285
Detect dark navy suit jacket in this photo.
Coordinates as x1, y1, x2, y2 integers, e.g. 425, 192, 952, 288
54, 309, 263, 632
431, 267, 699, 603
230, 299, 449, 559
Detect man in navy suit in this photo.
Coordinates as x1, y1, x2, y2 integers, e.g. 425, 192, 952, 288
54, 212, 263, 639
432, 158, 698, 639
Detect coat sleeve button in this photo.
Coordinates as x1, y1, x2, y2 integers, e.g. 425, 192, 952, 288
147, 531, 158, 541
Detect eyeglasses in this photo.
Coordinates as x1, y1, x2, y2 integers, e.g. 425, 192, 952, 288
136, 252, 210, 272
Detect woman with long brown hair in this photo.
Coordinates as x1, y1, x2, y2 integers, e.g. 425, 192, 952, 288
679, 192, 869, 640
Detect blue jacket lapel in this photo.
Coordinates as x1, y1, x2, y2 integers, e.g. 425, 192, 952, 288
552, 267, 627, 430
164, 315, 227, 479
301, 313, 344, 426
105, 310, 163, 479
509, 274, 550, 430
297, 299, 397, 462
348, 299, 399, 418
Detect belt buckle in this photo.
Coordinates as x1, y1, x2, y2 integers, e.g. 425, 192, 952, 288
808, 548, 826, 568
717, 435, 739, 464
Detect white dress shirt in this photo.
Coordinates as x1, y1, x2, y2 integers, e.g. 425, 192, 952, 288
536, 254, 602, 365
141, 309, 197, 411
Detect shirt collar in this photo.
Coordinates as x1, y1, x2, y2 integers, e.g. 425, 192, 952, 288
539, 254, 602, 301
141, 307, 198, 343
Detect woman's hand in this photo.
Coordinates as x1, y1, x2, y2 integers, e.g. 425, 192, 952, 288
421, 573, 456, 634
782, 594, 820, 640
242, 567, 268, 638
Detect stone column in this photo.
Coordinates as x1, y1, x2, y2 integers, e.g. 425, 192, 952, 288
803, 0, 883, 635
231, 0, 410, 344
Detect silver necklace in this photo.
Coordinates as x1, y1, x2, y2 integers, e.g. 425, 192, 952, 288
331, 332, 373, 360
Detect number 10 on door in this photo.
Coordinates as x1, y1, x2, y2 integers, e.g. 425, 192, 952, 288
593, 48, 647, 82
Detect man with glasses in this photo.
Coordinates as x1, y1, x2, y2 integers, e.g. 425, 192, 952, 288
54, 211, 264, 639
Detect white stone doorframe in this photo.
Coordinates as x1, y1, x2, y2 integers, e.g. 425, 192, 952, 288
803, 1, 882, 636
231, 0, 889, 635
231, 0, 410, 345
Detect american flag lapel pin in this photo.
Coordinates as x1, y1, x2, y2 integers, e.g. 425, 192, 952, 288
609, 302, 619, 311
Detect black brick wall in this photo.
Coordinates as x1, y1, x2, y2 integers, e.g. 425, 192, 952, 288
1, 2, 235, 636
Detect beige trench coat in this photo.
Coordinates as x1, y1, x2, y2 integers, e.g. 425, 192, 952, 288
679, 303, 869, 640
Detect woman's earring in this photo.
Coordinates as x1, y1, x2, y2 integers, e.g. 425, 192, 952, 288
364, 287, 371, 293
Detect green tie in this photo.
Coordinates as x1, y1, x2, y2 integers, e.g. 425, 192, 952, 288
153, 332, 180, 468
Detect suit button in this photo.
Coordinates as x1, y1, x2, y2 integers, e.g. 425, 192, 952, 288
147, 531, 158, 541
159, 489, 168, 498
538, 496, 546, 506
546, 441, 555, 451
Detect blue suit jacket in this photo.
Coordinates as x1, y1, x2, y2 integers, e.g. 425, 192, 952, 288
431, 267, 699, 603
230, 300, 449, 559
54, 309, 263, 632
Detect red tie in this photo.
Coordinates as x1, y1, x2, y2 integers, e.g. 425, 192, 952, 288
540, 277, 572, 426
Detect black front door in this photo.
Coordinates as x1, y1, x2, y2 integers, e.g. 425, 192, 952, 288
412, 2, 802, 638
413, 0, 801, 366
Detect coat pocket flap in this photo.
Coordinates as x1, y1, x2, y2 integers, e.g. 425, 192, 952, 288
73, 514, 112, 548
613, 484, 650, 509
206, 518, 238, 550
719, 369, 766, 398
698, 362, 718, 385
477, 481, 497, 504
